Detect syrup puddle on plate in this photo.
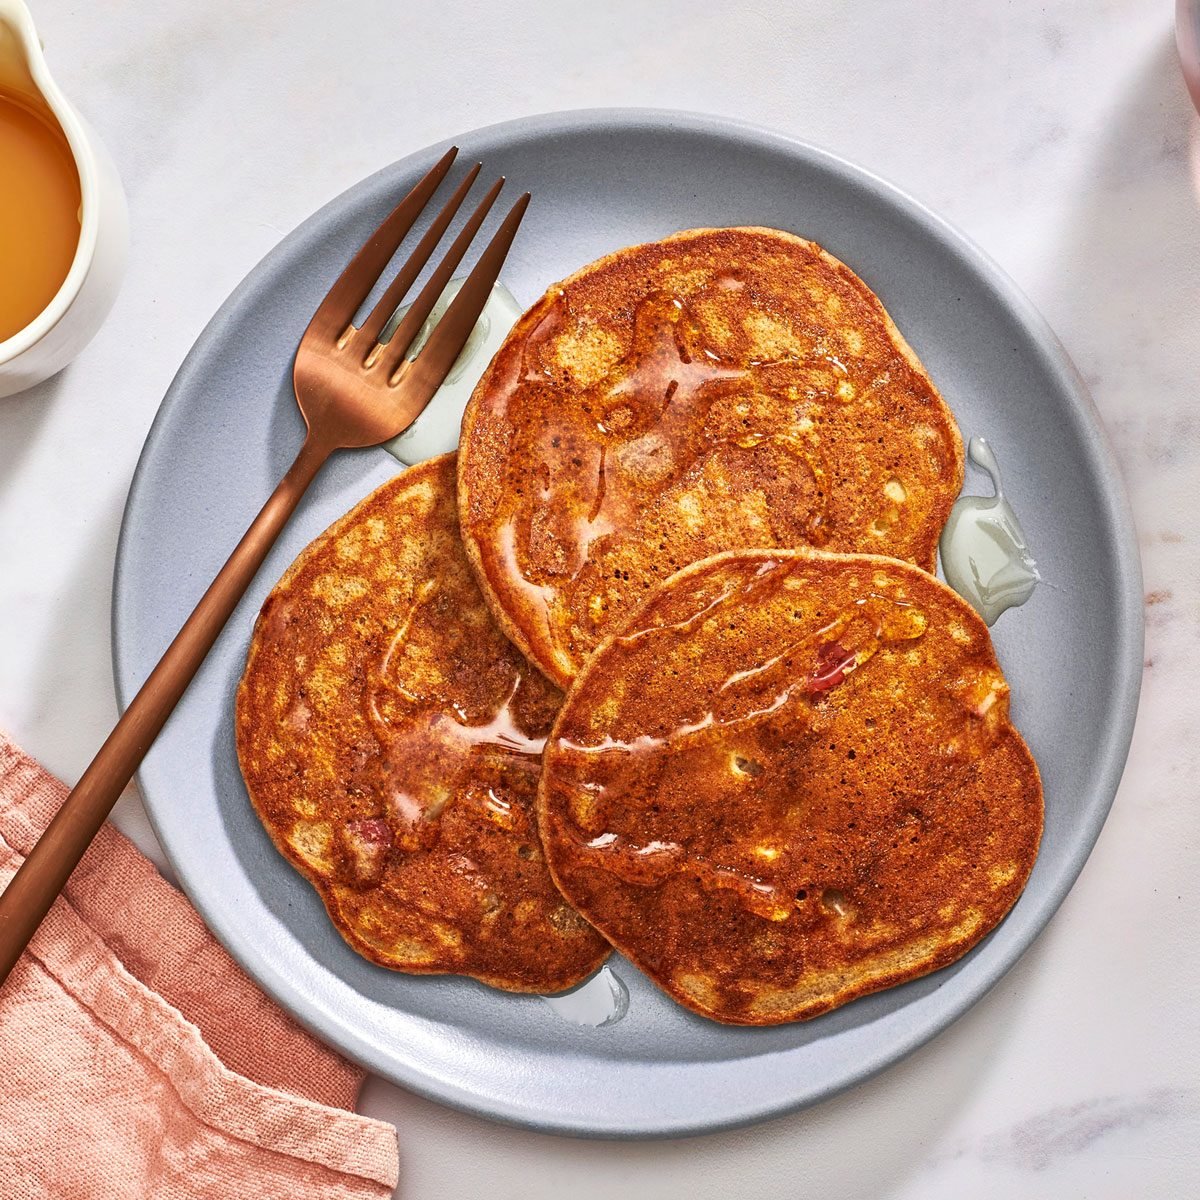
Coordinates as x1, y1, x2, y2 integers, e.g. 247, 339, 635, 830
383, 279, 523, 465
940, 436, 1038, 625
541, 964, 629, 1027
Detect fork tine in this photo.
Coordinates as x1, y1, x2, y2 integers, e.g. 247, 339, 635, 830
304, 145, 457, 344
373, 176, 506, 377
394, 192, 531, 405
355, 162, 483, 353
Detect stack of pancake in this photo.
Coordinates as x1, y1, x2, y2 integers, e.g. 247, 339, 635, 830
236, 227, 1043, 1022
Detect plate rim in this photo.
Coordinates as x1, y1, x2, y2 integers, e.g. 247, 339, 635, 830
112, 106, 1144, 1138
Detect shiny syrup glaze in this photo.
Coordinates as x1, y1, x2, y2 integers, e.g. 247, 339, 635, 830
460, 230, 964, 687
363, 580, 549, 858
235, 458, 608, 992
368, 613, 631, 1018
538, 550, 1043, 1024
494, 289, 828, 649
556, 567, 930, 924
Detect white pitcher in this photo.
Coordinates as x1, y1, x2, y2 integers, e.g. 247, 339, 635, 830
0, 0, 127, 397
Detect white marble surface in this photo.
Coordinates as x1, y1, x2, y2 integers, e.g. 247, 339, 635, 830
1, 1, 1198, 1195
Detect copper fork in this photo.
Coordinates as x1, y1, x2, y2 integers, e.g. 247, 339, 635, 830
0, 147, 529, 987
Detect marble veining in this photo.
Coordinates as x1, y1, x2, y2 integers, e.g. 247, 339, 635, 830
938, 1087, 1199, 1173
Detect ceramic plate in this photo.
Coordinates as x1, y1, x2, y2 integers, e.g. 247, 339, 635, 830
113, 109, 1142, 1137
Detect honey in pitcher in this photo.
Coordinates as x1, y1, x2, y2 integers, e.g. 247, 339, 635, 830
0, 88, 82, 343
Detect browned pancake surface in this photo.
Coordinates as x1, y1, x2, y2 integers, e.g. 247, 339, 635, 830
236, 455, 609, 993
538, 549, 1042, 1024
459, 226, 964, 687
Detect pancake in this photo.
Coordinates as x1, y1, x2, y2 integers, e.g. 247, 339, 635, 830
235, 455, 609, 993
458, 226, 964, 688
537, 549, 1042, 1025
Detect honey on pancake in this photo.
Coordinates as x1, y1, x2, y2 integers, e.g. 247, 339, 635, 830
573, 831, 792, 922
359, 587, 552, 860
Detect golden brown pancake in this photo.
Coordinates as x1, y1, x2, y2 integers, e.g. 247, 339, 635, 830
458, 226, 964, 688
538, 549, 1042, 1025
235, 455, 609, 993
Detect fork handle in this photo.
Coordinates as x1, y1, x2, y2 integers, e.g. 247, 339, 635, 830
0, 433, 333, 990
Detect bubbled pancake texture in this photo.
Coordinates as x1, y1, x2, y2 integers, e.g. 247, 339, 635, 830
235, 454, 609, 993
459, 226, 964, 687
538, 550, 1043, 1025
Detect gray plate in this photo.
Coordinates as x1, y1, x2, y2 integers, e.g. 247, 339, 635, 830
113, 109, 1142, 1138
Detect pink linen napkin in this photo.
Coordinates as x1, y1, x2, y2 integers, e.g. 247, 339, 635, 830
0, 734, 399, 1199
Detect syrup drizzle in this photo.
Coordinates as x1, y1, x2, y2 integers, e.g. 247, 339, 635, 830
493, 288, 832, 649
939, 437, 1038, 625
362, 584, 548, 849
562, 590, 927, 761
573, 831, 792, 921
556, 565, 929, 922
